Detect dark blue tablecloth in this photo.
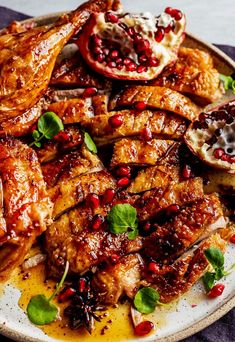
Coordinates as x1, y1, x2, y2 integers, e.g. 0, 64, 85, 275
0, 6, 234, 342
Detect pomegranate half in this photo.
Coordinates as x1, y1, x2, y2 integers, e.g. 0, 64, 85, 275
77, 8, 186, 80
185, 99, 235, 173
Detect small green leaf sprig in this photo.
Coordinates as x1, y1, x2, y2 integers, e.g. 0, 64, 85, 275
107, 203, 139, 240
134, 287, 166, 314
27, 261, 69, 325
84, 132, 97, 153
203, 247, 235, 292
220, 74, 235, 92
29, 112, 64, 148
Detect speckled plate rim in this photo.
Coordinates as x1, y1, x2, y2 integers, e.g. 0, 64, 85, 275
0, 12, 235, 342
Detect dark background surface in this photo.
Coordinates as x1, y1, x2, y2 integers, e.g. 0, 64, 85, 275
0, 6, 234, 342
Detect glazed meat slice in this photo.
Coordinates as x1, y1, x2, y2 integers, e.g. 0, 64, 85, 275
127, 165, 180, 194
144, 194, 226, 264
150, 47, 223, 105
92, 254, 143, 304
83, 110, 187, 146
149, 228, 232, 303
49, 170, 116, 219
111, 86, 200, 121
41, 146, 103, 188
110, 138, 178, 168
0, 138, 52, 281
137, 177, 204, 221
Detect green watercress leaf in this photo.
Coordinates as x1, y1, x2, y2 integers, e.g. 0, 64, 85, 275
27, 261, 69, 325
134, 287, 160, 314
84, 132, 97, 153
34, 141, 42, 148
107, 204, 139, 239
203, 272, 216, 292
32, 130, 40, 140
204, 247, 224, 271
38, 112, 64, 139
220, 74, 235, 91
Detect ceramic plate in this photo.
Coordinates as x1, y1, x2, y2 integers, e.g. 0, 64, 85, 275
0, 8, 235, 342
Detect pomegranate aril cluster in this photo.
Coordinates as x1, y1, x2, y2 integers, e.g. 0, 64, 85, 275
116, 166, 131, 187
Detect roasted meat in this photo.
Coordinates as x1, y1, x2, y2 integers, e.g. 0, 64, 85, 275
0, 138, 52, 281
83, 110, 187, 146
150, 47, 223, 105
92, 254, 143, 304
144, 194, 226, 264
111, 86, 200, 121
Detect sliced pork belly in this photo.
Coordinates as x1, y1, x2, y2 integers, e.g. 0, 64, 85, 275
149, 228, 232, 303
137, 177, 204, 221
0, 138, 52, 281
92, 254, 143, 304
144, 194, 226, 264
83, 110, 187, 146
150, 47, 223, 105
110, 138, 178, 168
111, 86, 200, 121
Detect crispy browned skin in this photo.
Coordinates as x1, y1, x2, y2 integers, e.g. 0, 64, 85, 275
42, 146, 103, 188
49, 170, 116, 219
112, 86, 200, 121
83, 110, 187, 146
150, 47, 223, 105
136, 177, 204, 221
92, 254, 143, 304
0, 21, 36, 36
0, 0, 119, 121
0, 138, 52, 281
127, 165, 180, 193
111, 138, 178, 168
149, 229, 231, 303
144, 194, 226, 264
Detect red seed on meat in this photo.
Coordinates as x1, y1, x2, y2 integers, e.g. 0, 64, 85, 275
134, 321, 154, 336
105, 12, 119, 23
108, 114, 124, 128
117, 177, 130, 187
155, 28, 165, 43
214, 148, 224, 159
134, 101, 147, 111
148, 262, 160, 274
141, 127, 153, 141
87, 193, 100, 209
92, 214, 104, 230
116, 166, 131, 177
102, 189, 116, 204
182, 165, 192, 179
83, 87, 97, 97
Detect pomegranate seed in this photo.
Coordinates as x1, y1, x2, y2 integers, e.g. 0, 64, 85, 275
58, 287, 76, 303
134, 33, 142, 43
83, 87, 97, 97
110, 50, 119, 59
103, 48, 109, 56
108, 61, 117, 68
214, 148, 224, 159
171, 9, 183, 21
127, 27, 135, 37
108, 114, 124, 128
199, 112, 208, 121
87, 193, 100, 209
97, 53, 105, 62
117, 177, 130, 187
78, 278, 86, 292
148, 57, 160, 67
182, 165, 192, 179
134, 321, 154, 336
116, 58, 123, 64
164, 24, 173, 33
191, 304, 197, 308
105, 12, 119, 23
135, 39, 150, 53
166, 204, 180, 216
165, 7, 174, 15
141, 127, 152, 141
110, 254, 120, 264
230, 234, 235, 244
221, 154, 230, 162
208, 284, 225, 298
155, 27, 165, 42
148, 262, 160, 274
116, 166, 131, 177
143, 222, 151, 231
137, 65, 147, 73
123, 57, 132, 66
134, 101, 147, 111
139, 54, 148, 64
126, 62, 137, 72
93, 46, 102, 55
92, 34, 102, 46
102, 189, 116, 204
92, 214, 104, 230
54, 131, 71, 142
117, 64, 123, 70
229, 155, 235, 163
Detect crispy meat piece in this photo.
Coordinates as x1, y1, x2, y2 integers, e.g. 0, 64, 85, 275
42, 146, 103, 188
137, 177, 204, 221
150, 47, 223, 105
84, 110, 187, 146
144, 194, 226, 264
149, 229, 232, 303
127, 165, 180, 194
0, 20, 36, 36
0, 138, 52, 281
49, 170, 116, 219
110, 138, 178, 168
111, 86, 200, 121
92, 254, 143, 304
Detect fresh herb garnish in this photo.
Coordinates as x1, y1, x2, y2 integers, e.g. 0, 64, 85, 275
203, 247, 235, 292
220, 74, 235, 92
107, 203, 138, 240
29, 112, 64, 147
134, 287, 161, 314
84, 132, 97, 153
27, 261, 69, 325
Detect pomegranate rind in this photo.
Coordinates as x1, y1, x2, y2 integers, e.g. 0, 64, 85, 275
184, 99, 235, 173
77, 11, 186, 81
